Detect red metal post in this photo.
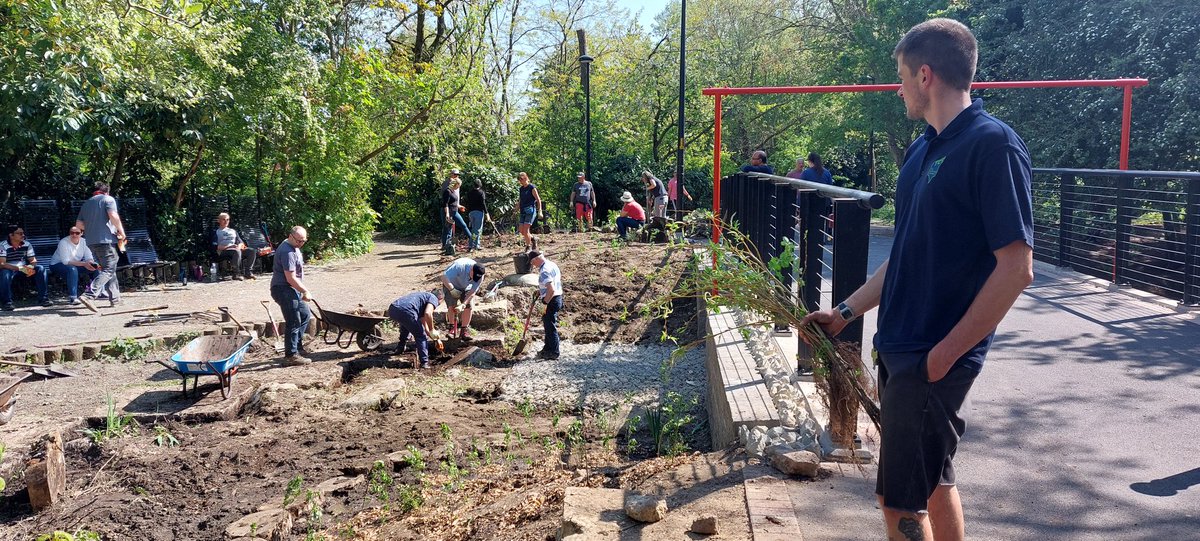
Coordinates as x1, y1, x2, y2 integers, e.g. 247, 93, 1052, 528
712, 94, 722, 244
1120, 84, 1133, 170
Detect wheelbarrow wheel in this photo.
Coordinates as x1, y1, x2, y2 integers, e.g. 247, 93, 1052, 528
357, 332, 384, 352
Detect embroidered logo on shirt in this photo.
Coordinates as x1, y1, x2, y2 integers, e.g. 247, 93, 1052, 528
926, 157, 945, 183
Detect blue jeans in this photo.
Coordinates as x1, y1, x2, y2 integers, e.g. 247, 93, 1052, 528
50, 263, 99, 300
616, 217, 644, 239
0, 265, 49, 304
441, 212, 469, 251
468, 210, 485, 250
388, 304, 429, 364
542, 294, 563, 355
271, 285, 312, 356
88, 243, 120, 302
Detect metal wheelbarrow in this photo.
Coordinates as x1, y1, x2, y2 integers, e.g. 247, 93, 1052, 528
0, 371, 31, 425
150, 334, 255, 399
310, 300, 387, 352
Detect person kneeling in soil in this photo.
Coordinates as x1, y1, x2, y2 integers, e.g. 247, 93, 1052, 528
441, 258, 486, 340
388, 289, 444, 369
527, 250, 562, 360
615, 191, 645, 241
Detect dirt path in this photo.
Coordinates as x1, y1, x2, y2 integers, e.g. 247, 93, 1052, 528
0, 231, 746, 540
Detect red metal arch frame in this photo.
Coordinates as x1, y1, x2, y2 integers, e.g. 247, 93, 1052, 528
703, 78, 1149, 242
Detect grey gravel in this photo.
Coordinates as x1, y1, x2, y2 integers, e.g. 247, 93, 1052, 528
501, 343, 705, 409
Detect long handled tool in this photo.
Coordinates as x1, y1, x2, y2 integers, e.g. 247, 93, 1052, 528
488, 218, 503, 248
510, 291, 541, 356
217, 306, 256, 339
260, 301, 285, 352
0, 359, 78, 379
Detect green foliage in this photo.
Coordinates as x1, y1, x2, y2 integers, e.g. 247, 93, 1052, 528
284, 475, 305, 507
101, 337, 151, 361
152, 425, 180, 447
0, 442, 6, 492
79, 394, 138, 444
35, 530, 102, 541
645, 391, 698, 457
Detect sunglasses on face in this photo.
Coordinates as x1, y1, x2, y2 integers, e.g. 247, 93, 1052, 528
70, 231, 82, 235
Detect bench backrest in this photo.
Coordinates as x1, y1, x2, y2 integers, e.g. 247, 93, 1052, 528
18, 199, 62, 261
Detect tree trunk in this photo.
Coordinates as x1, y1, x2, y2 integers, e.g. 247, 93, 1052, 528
173, 139, 206, 210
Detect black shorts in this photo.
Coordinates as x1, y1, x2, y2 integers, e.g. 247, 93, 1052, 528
875, 351, 979, 513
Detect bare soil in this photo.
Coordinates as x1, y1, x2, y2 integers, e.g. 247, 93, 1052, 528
0, 231, 738, 540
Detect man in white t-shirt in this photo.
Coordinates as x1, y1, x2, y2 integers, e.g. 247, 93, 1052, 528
527, 250, 562, 360
49, 226, 100, 305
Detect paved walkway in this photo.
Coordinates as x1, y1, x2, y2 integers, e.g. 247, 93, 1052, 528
780, 231, 1200, 540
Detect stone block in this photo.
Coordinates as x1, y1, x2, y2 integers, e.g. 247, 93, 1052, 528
690, 516, 719, 535
22, 351, 45, 365
624, 494, 668, 523
225, 508, 292, 540
43, 349, 62, 364
770, 449, 820, 477
81, 345, 101, 359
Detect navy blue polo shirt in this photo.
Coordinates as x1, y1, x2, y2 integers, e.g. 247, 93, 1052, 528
874, 99, 1034, 371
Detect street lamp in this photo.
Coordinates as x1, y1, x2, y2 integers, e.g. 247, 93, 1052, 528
577, 30, 593, 188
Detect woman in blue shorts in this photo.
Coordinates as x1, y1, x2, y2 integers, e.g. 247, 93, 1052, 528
516, 172, 542, 249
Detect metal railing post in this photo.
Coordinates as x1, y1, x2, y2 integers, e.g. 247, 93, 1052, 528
1058, 174, 1075, 268
831, 199, 871, 345
1184, 177, 1200, 305
1114, 175, 1131, 284
773, 182, 796, 334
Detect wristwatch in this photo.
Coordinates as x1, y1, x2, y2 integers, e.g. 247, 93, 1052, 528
836, 301, 856, 321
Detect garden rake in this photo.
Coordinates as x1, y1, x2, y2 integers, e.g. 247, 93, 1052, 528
260, 300, 285, 352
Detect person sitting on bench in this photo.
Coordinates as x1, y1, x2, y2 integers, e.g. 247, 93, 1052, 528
213, 212, 257, 280
0, 224, 51, 310
49, 226, 100, 305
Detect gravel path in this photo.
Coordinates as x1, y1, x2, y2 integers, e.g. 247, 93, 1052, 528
500, 342, 706, 409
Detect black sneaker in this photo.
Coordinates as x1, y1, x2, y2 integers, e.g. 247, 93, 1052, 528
1, 303, 13, 312
537, 350, 559, 360
40, 298, 53, 307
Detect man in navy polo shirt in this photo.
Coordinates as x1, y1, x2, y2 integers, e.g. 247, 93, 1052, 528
803, 18, 1034, 541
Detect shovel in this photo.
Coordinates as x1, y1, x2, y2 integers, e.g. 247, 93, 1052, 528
0, 359, 78, 379
488, 218, 503, 247
260, 300, 285, 352
510, 291, 541, 356
217, 306, 257, 339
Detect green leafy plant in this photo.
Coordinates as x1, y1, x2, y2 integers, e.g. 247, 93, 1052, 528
646, 392, 698, 457
0, 443, 6, 491
152, 425, 179, 447
101, 337, 151, 361
35, 530, 101, 541
79, 395, 138, 444
283, 475, 304, 507
368, 460, 394, 504
396, 484, 424, 513
404, 445, 426, 471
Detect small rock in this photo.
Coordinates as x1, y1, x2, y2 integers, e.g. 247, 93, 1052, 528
315, 475, 363, 495
338, 378, 407, 410
446, 368, 463, 378
690, 516, 719, 535
770, 449, 821, 477
225, 508, 292, 540
623, 494, 668, 523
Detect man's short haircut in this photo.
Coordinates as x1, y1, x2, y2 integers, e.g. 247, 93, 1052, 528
290, 225, 306, 236
753, 150, 767, 161
893, 18, 977, 92
432, 288, 444, 301
472, 263, 486, 281
474, 180, 483, 189
94, 181, 110, 194
5, 223, 21, 236
217, 212, 230, 221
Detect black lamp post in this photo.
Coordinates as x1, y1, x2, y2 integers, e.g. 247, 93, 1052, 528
577, 30, 593, 187
675, 0, 687, 212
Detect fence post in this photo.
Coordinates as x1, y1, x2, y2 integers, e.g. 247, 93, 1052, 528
831, 200, 871, 345
773, 182, 796, 334
1058, 174, 1075, 268
1114, 175, 1131, 284
1184, 177, 1200, 305
794, 189, 823, 372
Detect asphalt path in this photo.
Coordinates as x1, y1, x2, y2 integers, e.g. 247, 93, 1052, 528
823, 230, 1200, 540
